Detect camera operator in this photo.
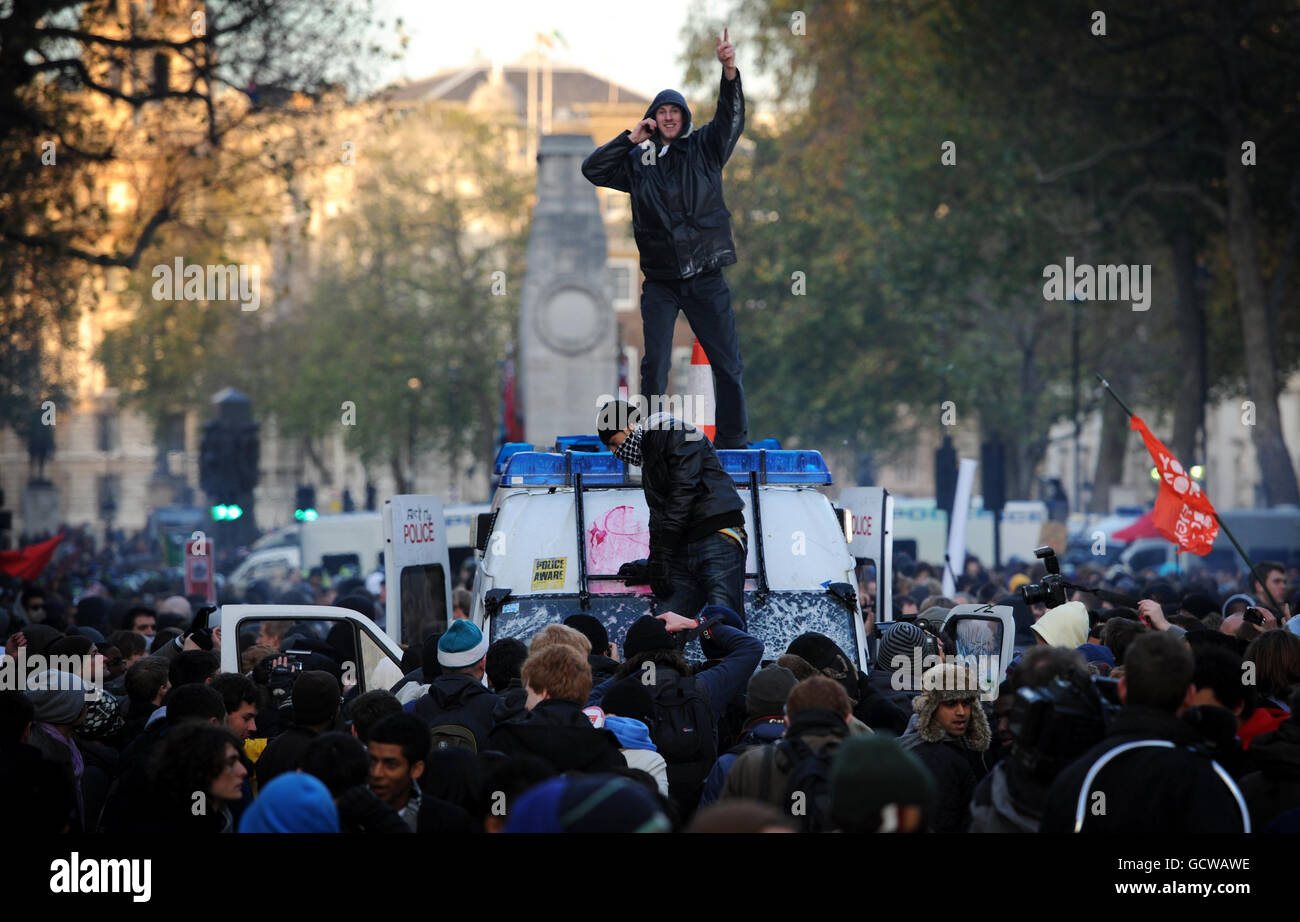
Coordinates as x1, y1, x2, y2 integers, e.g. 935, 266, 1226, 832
1028, 601, 1089, 649
969, 647, 1099, 833
1039, 632, 1248, 833
255, 669, 342, 788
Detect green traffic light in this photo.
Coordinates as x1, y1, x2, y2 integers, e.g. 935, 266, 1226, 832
211, 504, 226, 520
226, 504, 243, 520
295, 508, 318, 522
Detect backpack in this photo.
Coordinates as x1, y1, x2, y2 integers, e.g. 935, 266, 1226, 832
758, 737, 836, 833
429, 724, 478, 753
648, 673, 717, 818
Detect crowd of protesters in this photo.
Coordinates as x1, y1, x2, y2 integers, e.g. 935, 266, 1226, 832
3, 527, 1299, 832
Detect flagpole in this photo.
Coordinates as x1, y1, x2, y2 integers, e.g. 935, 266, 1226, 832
1094, 374, 1285, 615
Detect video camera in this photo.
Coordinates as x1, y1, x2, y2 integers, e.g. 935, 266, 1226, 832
1019, 546, 1070, 609
1006, 673, 1119, 778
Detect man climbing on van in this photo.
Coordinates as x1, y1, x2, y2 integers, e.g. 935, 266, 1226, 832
597, 399, 747, 625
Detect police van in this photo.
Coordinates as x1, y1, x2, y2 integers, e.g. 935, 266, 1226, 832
469, 437, 878, 669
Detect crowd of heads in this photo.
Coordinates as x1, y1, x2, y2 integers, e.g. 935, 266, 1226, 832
3, 534, 1299, 834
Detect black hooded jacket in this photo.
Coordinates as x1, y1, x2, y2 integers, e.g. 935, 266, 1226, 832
412, 673, 500, 750
639, 421, 745, 554
581, 73, 744, 281
486, 699, 626, 774
1238, 718, 1300, 829
1039, 707, 1248, 833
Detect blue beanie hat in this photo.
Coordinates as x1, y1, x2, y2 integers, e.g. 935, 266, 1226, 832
1077, 643, 1115, 669
438, 619, 489, 668
238, 772, 340, 833
504, 774, 670, 834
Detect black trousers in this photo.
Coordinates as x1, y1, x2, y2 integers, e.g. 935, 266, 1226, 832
639, 268, 749, 448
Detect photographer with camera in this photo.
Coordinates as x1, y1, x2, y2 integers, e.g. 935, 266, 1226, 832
1039, 631, 1249, 833
969, 647, 1100, 833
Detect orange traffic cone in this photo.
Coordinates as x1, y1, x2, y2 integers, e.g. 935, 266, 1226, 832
689, 338, 717, 443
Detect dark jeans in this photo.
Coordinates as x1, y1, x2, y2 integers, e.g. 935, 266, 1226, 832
640, 268, 749, 448
659, 529, 747, 628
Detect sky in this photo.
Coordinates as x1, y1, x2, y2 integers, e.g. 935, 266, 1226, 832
370, 0, 725, 99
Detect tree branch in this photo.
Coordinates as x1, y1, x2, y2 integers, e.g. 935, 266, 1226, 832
3, 204, 175, 269
1027, 118, 1192, 183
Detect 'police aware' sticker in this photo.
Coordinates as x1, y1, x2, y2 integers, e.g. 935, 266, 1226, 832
531, 557, 567, 590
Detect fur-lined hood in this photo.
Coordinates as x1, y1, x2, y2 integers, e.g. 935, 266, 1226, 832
907, 663, 991, 750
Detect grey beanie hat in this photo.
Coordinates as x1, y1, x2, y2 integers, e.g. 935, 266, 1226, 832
24, 671, 88, 725
746, 665, 798, 717
876, 621, 927, 671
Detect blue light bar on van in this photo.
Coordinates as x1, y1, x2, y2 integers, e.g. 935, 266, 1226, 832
500, 451, 630, 487
570, 452, 627, 485
717, 450, 832, 485
493, 442, 534, 475
765, 450, 832, 484
499, 449, 830, 487
501, 452, 566, 485
555, 435, 605, 453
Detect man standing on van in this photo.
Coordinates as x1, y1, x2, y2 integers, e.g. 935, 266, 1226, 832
598, 400, 747, 625
581, 29, 749, 448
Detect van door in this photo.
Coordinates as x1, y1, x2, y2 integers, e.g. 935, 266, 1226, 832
940, 604, 1016, 702
384, 495, 453, 647
218, 603, 405, 694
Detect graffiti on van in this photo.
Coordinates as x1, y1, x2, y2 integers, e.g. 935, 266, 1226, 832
586, 505, 652, 596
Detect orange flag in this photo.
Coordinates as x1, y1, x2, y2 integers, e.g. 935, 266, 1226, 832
1130, 416, 1219, 555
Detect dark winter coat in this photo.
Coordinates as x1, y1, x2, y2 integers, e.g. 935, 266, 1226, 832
1238, 718, 1300, 829
719, 708, 848, 806
698, 716, 785, 808
490, 678, 528, 725
335, 783, 412, 834
968, 759, 1048, 834
486, 699, 626, 773
1039, 707, 1248, 833
639, 422, 745, 555
581, 74, 744, 281
255, 724, 319, 788
899, 731, 990, 833
411, 673, 500, 750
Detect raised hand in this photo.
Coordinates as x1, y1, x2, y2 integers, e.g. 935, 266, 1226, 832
715, 27, 736, 75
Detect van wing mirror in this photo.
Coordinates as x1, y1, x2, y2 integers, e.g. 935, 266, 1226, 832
484, 588, 512, 618
825, 581, 857, 612
473, 512, 496, 554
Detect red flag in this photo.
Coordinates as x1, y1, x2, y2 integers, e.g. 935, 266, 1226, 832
0, 533, 65, 580
1130, 416, 1219, 555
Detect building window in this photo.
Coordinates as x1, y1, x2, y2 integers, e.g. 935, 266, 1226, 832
161, 413, 186, 452
98, 475, 121, 520
96, 413, 120, 453
609, 260, 637, 312
152, 52, 169, 96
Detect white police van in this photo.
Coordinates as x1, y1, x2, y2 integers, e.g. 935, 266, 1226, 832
469, 437, 876, 669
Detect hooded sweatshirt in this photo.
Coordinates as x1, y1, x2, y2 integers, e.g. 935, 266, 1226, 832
1031, 601, 1090, 648
604, 715, 670, 797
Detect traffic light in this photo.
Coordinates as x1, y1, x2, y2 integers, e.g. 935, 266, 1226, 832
295, 484, 317, 522
981, 439, 1007, 514
211, 503, 244, 521
935, 435, 957, 517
